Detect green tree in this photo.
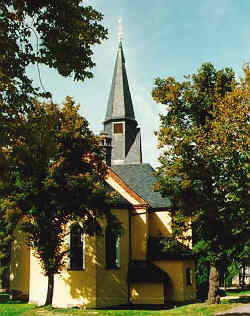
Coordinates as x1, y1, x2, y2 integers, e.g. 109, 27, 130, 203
0, 135, 23, 290
0, 0, 108, 291
152, 63, 250, 304
1, 97, 114, 304
0, 0, 107, 143
0, 200, 21, 290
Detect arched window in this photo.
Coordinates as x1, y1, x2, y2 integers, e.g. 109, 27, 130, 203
105, 225, 120, 269
68, 223, 85, 270
186, 268, 192, 286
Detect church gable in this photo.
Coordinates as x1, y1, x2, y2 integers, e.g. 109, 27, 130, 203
111, 163, 171, 209
106, 167, 147, 207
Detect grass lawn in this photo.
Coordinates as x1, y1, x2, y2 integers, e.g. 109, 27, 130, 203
0, 302, 36, 316
0, 302, 245, 316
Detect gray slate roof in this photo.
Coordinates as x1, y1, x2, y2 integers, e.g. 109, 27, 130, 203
111, 163, 171, 209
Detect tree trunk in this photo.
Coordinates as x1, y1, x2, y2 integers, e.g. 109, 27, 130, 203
241, 264, 246, 289
207, 265, 220, 304
44, 273, 54, 306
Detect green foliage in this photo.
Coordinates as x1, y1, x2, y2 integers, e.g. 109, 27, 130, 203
0, 1, 108, 290
195, 253, 210, 299
0, 98, 114, 304
152, 63, 250, 301
225, 261, 240, 287
9, 97, 111, 275
0, 198, 22, 287
0, 0, 108, 122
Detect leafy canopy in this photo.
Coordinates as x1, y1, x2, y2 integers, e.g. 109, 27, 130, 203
0, 1, 110, 298
3, 97, 113, 277
152, 63, 250, 301
0, 0, 108, 122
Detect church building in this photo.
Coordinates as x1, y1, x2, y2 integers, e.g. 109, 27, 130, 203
9, 39, 196, 308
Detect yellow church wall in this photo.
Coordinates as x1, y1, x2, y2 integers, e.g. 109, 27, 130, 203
131, 207, 148, 260
29, 250, 49, 306
149, 211, 172, 237
130, 282, 164, 305
55, 235, 97, 308
29, 235, 97, 308
9, 227, 30, 296
28, 207, 130, 308
10, 205, 195, 307
153, 260, 184, 301
153, 260, 196, 302
149, 211, 192, 248
96, 208, 130, 307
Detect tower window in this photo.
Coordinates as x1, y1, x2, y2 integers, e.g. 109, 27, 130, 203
68, 223, 85, 270
114, 123, 123, 134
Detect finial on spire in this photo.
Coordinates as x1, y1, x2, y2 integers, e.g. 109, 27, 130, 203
118, 17, 124, 42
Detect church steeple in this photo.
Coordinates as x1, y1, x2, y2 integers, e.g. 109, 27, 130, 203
104, 41, 135, 123
103, 38, 142, 165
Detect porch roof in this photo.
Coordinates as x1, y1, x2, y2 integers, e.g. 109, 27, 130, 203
127, 260, 170, 283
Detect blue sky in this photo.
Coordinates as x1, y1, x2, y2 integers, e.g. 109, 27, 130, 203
30, 0, 250, 167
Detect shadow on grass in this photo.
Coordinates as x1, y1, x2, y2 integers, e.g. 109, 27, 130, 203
0, 291, 29, 305
0, 295, 28, 305
219, 313, 250, 316
5, 300, 29, 304
223, 297, 250, 304
97, 302, 186, 311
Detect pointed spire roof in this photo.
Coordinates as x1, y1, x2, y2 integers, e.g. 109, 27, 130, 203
104, 41, 136, 123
